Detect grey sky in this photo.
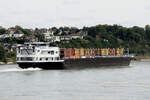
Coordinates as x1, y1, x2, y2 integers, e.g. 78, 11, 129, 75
0, 0, 150, 28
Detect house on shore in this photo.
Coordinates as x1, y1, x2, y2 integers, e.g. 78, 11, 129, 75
0, 28, 24, 39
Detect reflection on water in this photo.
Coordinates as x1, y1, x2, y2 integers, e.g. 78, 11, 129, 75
0, 61, 150, 100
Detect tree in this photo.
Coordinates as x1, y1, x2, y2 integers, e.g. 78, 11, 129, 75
0, 44, 7, 63
35, 33, 45, 42
0, 28, 6, 35
145, 25, 150, 40
15, 25, 23, 30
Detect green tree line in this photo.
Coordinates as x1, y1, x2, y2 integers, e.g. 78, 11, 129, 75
59, 24, 150, 55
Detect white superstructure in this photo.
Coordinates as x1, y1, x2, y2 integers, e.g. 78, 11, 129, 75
16, 42, 64, 63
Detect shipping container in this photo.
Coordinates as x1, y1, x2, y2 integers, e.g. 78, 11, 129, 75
95, 48, 98, 56
71, 48, 75, 56
85, 48, 89, 56
120, 48, 124, 55
109, 48, 115, 55
63, 48, 124, 58
70, 48, 75, 59
85, 48, 90, 58
98, 48, 101, 56
80, 48, 85, 56
92, 48, 95, 56
65, 48, 70, 57
75, 48, 80, 58
88, 49, 90, 56
109, 49, 112, 55
75, 49, 80, 55
101, 49, 109, 56
106, 49, 109, 56
116, 48, 124, 56
101, 49, 105, 56
90, 49, 93, 56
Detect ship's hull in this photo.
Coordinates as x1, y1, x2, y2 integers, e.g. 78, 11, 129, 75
64, 57, 132, 69
17, 62, 64, 69
17, 57, 132, 69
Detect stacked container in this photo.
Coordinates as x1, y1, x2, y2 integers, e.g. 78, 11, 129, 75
101, 49, 109, 56
98, 49, 101, 56
75, 48, 80, 58
71, 48, 75, 59
116, 48, 124, 56
94, 48, 99, 56
65, 48, 70, 59
109, 48, 115, 56
85, 48, 90, 58
90, 49, 93, 57
120, 48, 124, 55
80, 48, 85, 56
62, 48, 124, 59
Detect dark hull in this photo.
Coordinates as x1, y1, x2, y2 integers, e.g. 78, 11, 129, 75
64, 57, 132, 69
17, 62, 64, 69
17, 57, 132, 69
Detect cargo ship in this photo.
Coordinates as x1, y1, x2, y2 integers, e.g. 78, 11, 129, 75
16, 42, 133, 69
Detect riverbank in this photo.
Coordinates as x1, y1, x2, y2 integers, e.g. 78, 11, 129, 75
0, 62, 15, 65
134, 56, 150, 61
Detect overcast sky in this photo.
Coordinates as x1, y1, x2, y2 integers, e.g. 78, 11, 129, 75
0, 0, 150, 28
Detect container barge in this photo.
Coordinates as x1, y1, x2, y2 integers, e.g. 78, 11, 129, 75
16, 42, 133, 69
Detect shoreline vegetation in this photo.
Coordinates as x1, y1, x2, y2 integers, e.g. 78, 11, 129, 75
134, 56, 150, 61
1, 24, 150, 63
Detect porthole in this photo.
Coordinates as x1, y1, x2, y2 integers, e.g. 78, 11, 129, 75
51, 51, 54, 55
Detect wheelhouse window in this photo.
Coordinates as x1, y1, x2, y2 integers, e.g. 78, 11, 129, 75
21, 49, 33, 55
17, 57, 19, 61
46, 58, 48, 61
20, 57, 33, 61
33, 46, 35, 52
18, 47, 21, 53
51, 51, 54, 55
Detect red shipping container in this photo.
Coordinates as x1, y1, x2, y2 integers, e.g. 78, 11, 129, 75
71, 48, 75, 56
65, 48, 70, 57
109, 49, 114, 55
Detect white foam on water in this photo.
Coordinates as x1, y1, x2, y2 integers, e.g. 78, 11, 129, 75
0, 68, 42, 73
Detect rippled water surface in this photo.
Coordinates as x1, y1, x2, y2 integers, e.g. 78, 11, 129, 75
0, 61, 150, 100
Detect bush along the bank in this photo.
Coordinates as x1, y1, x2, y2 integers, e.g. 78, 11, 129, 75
7, 51, 16, 63
0, 44, 7, 63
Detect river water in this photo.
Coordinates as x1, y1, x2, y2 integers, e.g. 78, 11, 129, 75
0, 61, 150, 100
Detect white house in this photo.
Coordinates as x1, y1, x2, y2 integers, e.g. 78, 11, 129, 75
52, 36, 61, 42
43, 30, 54, 41
0, 29, 24, 39
60, 34, 84, 41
